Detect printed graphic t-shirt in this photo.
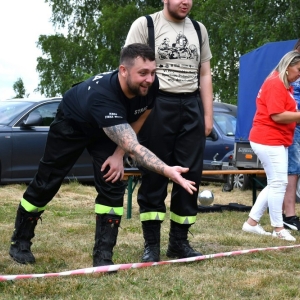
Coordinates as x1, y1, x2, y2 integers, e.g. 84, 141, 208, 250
125, 11, 212, 93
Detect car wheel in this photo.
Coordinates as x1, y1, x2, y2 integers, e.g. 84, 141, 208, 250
296, 176, 300, 203
230, 173, 250, 190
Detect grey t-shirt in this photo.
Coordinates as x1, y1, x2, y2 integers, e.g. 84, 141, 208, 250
125, 11, 212, 93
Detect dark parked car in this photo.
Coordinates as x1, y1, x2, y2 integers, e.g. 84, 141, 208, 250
201, 101, 237, 185
0, 98, 94, 184
0, 98, 239, 187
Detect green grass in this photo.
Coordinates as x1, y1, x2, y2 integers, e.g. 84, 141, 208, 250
1, 182, 300, 300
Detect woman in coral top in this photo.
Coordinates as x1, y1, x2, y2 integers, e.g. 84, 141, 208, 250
242, 50, 300, 241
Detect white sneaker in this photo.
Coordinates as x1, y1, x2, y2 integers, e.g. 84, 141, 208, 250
242, 222, 272, 235
272, 229, 296, 241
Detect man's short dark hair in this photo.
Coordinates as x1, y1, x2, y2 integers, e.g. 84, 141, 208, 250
120, 43, 155, 67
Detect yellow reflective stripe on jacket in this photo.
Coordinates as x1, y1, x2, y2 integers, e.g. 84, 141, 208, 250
21, 198, 46, 213
140, 212, 165, 222
95, 204, 123, 216
170, 212, 197, 225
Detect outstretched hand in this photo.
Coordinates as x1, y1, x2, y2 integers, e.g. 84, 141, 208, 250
166, 166, 197, 194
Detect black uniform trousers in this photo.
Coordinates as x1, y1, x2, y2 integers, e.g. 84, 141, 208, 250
137, 91, 206, 221
23, 103, 126, 210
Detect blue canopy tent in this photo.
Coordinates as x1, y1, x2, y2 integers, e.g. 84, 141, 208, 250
235, 39, 298, 142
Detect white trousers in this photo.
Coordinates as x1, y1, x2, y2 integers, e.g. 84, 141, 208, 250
249, 141, 288, 228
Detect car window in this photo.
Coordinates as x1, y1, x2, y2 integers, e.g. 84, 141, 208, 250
0, 101, 33, 125
214, 113, 236, 136
33, 102, 59, 126
14, 102, 60, 127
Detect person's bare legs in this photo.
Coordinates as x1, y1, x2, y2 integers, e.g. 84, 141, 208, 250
246, 217, 258, 226
283, 175, 297, 217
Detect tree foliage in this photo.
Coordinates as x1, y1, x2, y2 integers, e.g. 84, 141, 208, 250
12, 78, 27, 99
37, 0, 300, 103
192, 0, 300, 103
37, 0, 161, 96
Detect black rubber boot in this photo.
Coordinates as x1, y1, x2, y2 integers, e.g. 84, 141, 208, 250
141, 221, 161, 262
9, 205, 43, 264
93, 214, 121, 268
166, 221, 202, 259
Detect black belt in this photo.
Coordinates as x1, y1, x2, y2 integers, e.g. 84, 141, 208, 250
158, 90, 199, 97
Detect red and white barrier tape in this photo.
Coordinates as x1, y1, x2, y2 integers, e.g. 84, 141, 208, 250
1, 244, 300, 281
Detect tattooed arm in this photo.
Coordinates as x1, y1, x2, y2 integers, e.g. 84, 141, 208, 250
103, 123, 197, 194
101, 110, 152, 183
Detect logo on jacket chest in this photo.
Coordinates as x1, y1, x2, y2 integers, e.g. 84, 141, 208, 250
134, 106, 147, 115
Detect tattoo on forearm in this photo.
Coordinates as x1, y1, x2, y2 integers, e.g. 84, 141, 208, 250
103, 124, 166, 175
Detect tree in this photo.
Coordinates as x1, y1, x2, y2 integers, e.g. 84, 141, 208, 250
13, 78, 27, 98
192, 0, 300, 103
37, 0, 161, 97
37, 0, 300, 103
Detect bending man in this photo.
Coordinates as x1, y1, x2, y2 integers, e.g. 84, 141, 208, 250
9, 43, 196, 267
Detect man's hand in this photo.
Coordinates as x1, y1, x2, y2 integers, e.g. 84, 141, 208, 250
101, 155, 124, 183
204, 114, 213, 136
103, 124, 196, 188
165, 166, 197, 194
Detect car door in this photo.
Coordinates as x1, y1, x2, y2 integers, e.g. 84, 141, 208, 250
204, 113, 235, 165
10, 101, 94, 183
203, 125, 224, 170
11, 102, 60, 181
202, 111, 236, 182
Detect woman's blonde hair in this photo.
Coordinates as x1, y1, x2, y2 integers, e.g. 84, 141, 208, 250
294, 39, 300, 51
272, 51, 300, 88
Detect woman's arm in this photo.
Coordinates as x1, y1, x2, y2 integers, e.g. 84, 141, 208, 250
271, 111, 300, 124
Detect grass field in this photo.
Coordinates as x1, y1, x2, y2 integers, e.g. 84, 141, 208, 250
1, 181, 300, 300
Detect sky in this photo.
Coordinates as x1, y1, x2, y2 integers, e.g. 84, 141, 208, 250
0, 1, 57, 100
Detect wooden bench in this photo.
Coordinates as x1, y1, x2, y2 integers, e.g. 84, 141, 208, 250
123, 168, 266, 219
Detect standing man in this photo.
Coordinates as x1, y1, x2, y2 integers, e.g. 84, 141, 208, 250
9, 43, 197, 267
125, 0, 213, 262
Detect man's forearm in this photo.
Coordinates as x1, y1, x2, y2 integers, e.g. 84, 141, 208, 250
200, 62, 213, 135
111, 110, 152, 160
103, 124, 167, 176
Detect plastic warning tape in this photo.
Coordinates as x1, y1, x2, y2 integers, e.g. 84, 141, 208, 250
1, 244, 299, 281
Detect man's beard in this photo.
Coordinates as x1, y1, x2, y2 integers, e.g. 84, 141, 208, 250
167, 3, 189, 20
126, 78, 150, 97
